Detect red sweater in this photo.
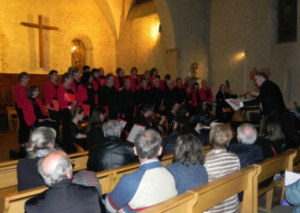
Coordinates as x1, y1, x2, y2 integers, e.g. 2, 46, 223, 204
22, 98, 47, 126
185, 89, 197, 107
57, 86, 77, 110
44, 81, 60, 106
15, 84, 28, 108
199, 87, 213, 103
128, 76, 141, 93
77, 84, 98, 106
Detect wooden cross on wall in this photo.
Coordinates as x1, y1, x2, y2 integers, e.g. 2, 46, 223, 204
21, 15, 59, 68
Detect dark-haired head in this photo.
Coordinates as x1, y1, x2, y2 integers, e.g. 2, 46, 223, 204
259, 116, 285, 142
199, 111, 212, 126
49, 70, 58, 77
86, 107, 107, 132
150, 68, 157, 77
27, 85, 39, 98
174, 134, 205, 166
164, 74, 171, 80
174, 115, 190, 135
18, 72, 29, 81
131, 67, 138, 74
82, 65, 90, 72
80, 72, 92, 88
62, 72, 72, 83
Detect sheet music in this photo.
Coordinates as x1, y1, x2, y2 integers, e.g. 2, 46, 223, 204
117, 118, 127, 130
127, 124, 146, 143
285, 171, 300, 186
225, 99, 241, 111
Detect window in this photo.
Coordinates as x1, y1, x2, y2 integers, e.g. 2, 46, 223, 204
278, 0, 297, 43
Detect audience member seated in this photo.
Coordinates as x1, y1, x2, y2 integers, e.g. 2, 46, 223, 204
67, 108, 88, 152
86, 107, 107, 149
135, 104, 165, 133
166, 134, 208, 195
23, 86, 54, 130
255, 116, 284, 160
271, 179, 300, 213
17, 127, 56, 191
25, 151, 101, 213
255, 116, 285, 188
197, 111, 213, 146
163, 115, 192, 154
105, 129, 177, 212
87, 120, 138, 172
204, 124, 240, 213
227, 123, 264, 168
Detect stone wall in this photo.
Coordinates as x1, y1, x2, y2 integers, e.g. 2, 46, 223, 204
0, 0, 116, 74
210, 0, 300, 108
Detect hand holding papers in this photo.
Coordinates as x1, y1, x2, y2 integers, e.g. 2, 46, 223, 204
127, 124, 146, 143
226, 99, 242, 111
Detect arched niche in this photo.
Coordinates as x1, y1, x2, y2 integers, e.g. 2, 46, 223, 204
70, 34, 94, 69
71, 39, 86, 70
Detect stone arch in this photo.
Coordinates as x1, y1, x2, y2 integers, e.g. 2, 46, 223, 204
70, 34, 94, 68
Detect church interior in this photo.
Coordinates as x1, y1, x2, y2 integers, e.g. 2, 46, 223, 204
0, 0, 299, 212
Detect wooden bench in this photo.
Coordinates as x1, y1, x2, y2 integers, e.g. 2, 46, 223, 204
253, 149, 296, 213
141, 165, 259, 213
0, 151, 88, 194
6, 106, 18, 132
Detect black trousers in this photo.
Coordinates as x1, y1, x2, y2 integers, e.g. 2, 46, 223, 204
15, 104, 30, 145
60, 108, 75, 153
48, 110, 61, 141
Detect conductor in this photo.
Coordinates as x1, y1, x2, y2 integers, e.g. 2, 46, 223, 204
231, 72, 285, 116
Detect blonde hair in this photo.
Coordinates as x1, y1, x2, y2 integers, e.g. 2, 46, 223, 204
27, 127, 56, 158
209, 124, 232, 149
259, 116, 285, 142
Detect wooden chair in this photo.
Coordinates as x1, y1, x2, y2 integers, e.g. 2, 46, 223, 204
189, 166, 259, 213
6, 106, 18, 132
140, 191, 197, 213
253, 149, 296, 213
73, 143, 85, 153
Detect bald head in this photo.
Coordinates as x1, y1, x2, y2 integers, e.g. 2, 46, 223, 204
237, 123, 257, 144
38, 150, 73, 186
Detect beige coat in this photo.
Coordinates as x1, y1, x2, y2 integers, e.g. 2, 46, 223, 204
204, 149, 240, 213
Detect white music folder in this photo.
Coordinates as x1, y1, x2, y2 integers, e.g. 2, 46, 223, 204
225, 99, 242, 111
127, 124, 146, 143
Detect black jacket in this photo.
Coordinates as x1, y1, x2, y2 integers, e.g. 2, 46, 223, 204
87, 136, 138, 172
135, 87, 152, 107
243, 80, 285, 116
163, 88, 176, 112
150, 87, 164, 113
98, 85, 119, 118
173, 86, 188, 104
227, 143, 264, 168
25, 179, 101, 213
119, 88, 135, 115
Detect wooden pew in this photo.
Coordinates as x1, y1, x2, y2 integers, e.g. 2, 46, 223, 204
0, 151, 88, 194
141, 165, 259, 213
253, 149, 296, 213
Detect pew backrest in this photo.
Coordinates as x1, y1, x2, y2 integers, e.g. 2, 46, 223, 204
189, 166, 258, 213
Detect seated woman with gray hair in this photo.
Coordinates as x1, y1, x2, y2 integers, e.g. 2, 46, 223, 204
166, 134, 208, 195
204, 124, 240, 213
17, 126, 56, 191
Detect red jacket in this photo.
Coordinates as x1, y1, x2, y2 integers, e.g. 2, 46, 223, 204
77, 84, 98, 106
159, 80, 165, 91
15, 84, 28, 108
199, 87, 213, 103
22, 98, 47, 126
128, 76, 141, 93
57, 86, 77, 110
44, 81, 61, 106
185, 89, 197, 107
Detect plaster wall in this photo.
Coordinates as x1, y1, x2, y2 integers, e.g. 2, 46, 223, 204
0, 0, 116, 74
210, 0, 300, 108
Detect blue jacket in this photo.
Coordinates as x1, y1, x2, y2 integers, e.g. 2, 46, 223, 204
286, 179, 300, 213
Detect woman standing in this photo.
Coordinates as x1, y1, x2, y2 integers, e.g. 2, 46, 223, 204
128, 67, 140, 93
23, 86, 53, 129
68, 67, 80, 92
15, 72, 30, 149
44, 70, 60, 139
57, 72, 77, 152
77, 72, 97, 119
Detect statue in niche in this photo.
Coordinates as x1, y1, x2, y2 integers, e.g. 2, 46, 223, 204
192, 62, 198, 78
71, 39, 86, 70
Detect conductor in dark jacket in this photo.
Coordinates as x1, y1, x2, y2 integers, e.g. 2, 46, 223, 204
227, 123, 264, 168
231, 72, 285, 116
25, 151, 101, 213
87, 120, 138, 172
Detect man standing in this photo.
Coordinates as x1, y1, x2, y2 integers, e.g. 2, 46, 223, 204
25, 151, 101, 213
119, 79, 135, 129
87, 120, 137, 172
173, 78, 188, 105
150, 78, 165, 113
227, 123, 264, 168
135, 78, 152, 108
231, 72, 285, 116
114, 67, 125, 91
105, 129, 177, 212
98, 73, 119, 119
